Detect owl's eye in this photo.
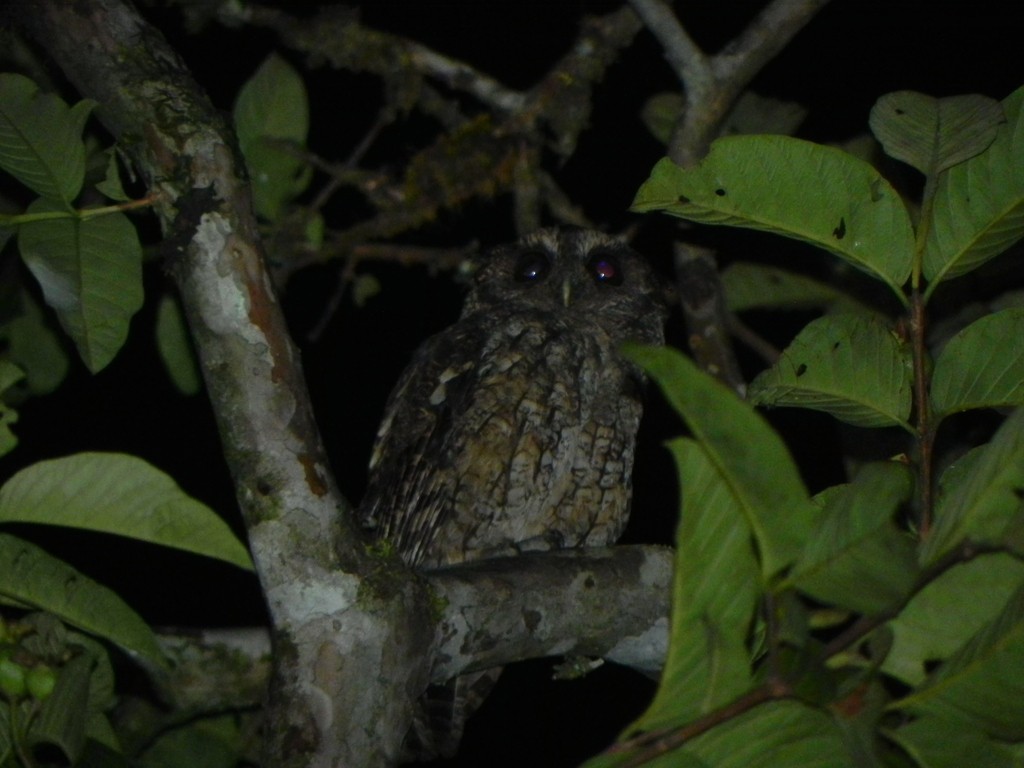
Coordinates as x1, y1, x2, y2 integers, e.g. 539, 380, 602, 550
586, 252, 623, 286
514, 250, 552, 283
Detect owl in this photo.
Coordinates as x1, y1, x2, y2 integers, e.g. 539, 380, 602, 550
358, 227, 667, 758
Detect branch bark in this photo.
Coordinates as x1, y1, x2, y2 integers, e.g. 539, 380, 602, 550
12, 2, 432, 765
145, 546, 672, 719
429, 546, 671, 682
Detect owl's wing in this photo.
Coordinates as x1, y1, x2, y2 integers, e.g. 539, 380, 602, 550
358, 321, 486, 566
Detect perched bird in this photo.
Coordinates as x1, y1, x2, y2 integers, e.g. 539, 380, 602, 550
358, 227, 667, 758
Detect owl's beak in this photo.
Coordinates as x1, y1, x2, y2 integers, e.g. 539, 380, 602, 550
561, 278, 572, 307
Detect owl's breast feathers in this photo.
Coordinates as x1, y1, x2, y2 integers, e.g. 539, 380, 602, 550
358, 307, 651, 569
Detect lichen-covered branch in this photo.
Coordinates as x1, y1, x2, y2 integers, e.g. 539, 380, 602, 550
11, 2, 433, 764
429, 546, 671, 682
186, 1, 641, 247
115, 547, 671, 756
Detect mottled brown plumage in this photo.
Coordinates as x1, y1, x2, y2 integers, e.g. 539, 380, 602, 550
358, 227, 667, 758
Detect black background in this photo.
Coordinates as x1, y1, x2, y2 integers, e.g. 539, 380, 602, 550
2, 1, 1023, 765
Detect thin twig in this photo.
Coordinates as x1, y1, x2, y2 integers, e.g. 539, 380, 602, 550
609, 683, 784, 766
627, 0, 709, 86
715, 0, 833, 87
405, 42, 526, 113
237, 3, 527, 114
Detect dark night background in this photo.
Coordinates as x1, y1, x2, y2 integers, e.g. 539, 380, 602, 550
1, 1, 1022, 765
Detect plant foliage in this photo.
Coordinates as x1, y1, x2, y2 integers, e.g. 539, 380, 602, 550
1, 8, 1023, 766
0, 71, 253, 767
595, 84, 1024, 767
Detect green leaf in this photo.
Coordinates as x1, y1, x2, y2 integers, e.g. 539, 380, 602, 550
721, 91, 808, 137
891, 580, 1024, 740
18, 200, 143, 372
0, 361, 24, 458
924, 86, 1024, 289
883, 554, 1024, 686
234, 54, 310, 221
626, 344, 815, 577
789, 462, 917, 615
0, 452, 252, 571
869, 91, 1004, 176
156, 293, 201, 396
686, 700, 856, 768
627, 438, 759, 734
748, 314, 913, 429
920, 409, 1024, 565
95, 148, 130, 202
0, 287, 70, 396
0, 73, 91, 205
632, 137, 916, 294
721, 262, 874, 315
0, 533, 165, 670
931, 308, 1024, 418
886, 716, 1017, 768
27, 652, 92, 763
352, 273, 382, 308
640, 92, 683, 145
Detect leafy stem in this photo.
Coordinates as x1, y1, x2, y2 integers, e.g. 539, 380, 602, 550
908, 169, 940, 534
909, 288, 935, 535
0, 193, 158, 227
609, 683, 784, 767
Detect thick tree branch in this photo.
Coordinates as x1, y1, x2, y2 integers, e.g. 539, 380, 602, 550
12, 2, 434, 765
429, 546, 672, 682
627, 0, 710, 90
132, 546, 671, 738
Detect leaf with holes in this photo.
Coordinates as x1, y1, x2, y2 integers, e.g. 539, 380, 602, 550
749, 314, 913, 429
632, 136, 915, 295
869, 91, 1003, 176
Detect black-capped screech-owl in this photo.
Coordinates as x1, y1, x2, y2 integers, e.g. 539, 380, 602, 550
358, 227, 667, 759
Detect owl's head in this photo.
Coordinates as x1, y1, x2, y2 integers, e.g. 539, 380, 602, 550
462, 227, 667, 344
